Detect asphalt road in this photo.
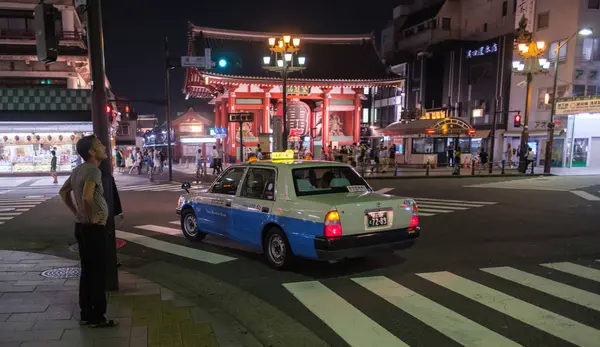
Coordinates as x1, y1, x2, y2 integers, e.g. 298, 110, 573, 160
1, 175, 600, 347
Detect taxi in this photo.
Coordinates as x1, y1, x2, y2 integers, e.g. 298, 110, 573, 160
176, 150, 420, 269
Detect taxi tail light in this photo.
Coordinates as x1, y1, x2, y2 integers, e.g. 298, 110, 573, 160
324, 210, 342, 239
410, 201, 419, 227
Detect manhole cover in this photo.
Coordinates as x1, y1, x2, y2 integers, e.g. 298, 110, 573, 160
69, 239, 126, 253
41, 267, 81, 279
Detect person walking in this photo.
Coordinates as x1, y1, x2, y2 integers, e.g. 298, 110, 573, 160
50, 150, 58, 184
58, 135, 118, 328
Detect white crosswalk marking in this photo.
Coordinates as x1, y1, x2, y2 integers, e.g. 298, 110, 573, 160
541, 262, 600, 283
571, 190, 600, 201
135, 225, 181, 236
283, 281, 408, 347
353, 276, 520, 347
118, 183, 206, 192
283, 261, 600, 346
413, 198, 497, 217
483, 266, 600, 312
465, 176, 600, 191
116, 230, 236, 264
375, 188, 395, 194
419, 271, 600, 347
0, 196, 51, 225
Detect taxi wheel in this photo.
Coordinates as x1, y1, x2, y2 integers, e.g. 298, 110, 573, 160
264, 228, 293, 270
181, 209, 206, 242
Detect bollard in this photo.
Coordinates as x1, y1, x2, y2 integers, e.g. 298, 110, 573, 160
426, 161, 430, 176
394, 163, 398, 176
501, 160, 506, 175
471, 159, 476, 176
531, 162, 534, 175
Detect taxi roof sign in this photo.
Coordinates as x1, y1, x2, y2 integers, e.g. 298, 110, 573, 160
271, 150, 295, 162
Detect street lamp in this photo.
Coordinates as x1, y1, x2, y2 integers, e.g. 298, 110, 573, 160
263, 34, 306, 151
513, 40, 551, 173
543, 27, 593, 173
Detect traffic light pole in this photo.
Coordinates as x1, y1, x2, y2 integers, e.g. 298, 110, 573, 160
281, 67, 288, 151
164, 36, 173, 182
543, 54, 561, 174
87, 0, 118, 291
518, 73, 533, 173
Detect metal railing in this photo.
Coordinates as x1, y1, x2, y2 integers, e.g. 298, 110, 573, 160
0, 29, 84, 41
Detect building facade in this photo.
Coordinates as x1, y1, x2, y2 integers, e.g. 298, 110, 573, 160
0, 0, 114, 174
507, 0, 600, 169
375, 0, 518, 166
183, 25, 403, 161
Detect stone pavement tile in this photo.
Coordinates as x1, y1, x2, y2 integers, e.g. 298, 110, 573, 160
148, 322, 183, 347
160, 288, 175, 301
61, 324, 131, 341
106, 304, 133, 318
162, 306, 192, 323
34, 286, 78, 292
130, 325, 147, 338
0, 329, 64, 342
0, 272, 28, 281
0, 313, 9, 321
15, 279, 67, 286
130, 336, 148, 347
0, 264, 36, 271
63, 279, 78, 286
0, 283, 36, 292
172, 298, 196, 307
0, 260, 22, 265
179, 321, 218, 347
1, 292, 56, 301
0, 342, 22, 347
190, 307, 213, 324
0, 320, 35, 331
0, 304, 49, 314
93, 337, 130, 347
9, 305, 75, 321
21, 342, 93, 347
33, 319, 82, 330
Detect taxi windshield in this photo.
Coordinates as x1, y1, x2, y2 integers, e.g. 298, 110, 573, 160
292, 166, 370, 196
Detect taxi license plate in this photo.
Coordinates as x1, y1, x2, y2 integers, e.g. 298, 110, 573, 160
367, 211, 388, 228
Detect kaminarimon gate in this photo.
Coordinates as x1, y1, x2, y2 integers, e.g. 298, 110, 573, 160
183, 24, 403, 162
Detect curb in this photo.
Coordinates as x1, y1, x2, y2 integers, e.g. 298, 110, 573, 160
366, 173, 554, 180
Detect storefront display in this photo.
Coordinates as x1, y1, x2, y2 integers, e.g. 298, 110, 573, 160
0, 132, 82, 173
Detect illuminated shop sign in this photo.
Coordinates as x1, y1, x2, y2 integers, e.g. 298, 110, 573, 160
466, 43, 498, 58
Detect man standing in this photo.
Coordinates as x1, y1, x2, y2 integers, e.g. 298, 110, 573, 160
59, 135, 118, 328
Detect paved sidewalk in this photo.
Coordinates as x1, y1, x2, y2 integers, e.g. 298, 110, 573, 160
358, 166, 526, 178
0, 250, 261, 347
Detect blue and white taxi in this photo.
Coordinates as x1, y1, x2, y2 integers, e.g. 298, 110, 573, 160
176, 151, 420, 269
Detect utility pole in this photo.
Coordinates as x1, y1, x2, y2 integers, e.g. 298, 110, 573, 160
86, 0, 118, 291
281, 68, 288, 151
164, 36, 173, 181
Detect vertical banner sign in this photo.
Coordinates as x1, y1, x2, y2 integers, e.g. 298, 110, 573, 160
286, 101, 310, 138
515, 0, 536, 33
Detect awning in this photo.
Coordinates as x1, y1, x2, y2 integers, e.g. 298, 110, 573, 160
0, 121, 93, 133
381, 117, 474, 136
471, 130, 490, 139
503, 130, 564, 137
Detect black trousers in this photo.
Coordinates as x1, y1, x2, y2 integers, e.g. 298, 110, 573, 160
75, 223, 107, 323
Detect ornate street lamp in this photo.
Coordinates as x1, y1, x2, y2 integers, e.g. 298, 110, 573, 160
543, 27, 593, 173
512, 40, 550, 173
263, 35, 306, 151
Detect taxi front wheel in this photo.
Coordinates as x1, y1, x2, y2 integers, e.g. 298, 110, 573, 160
264, 228, 294, 269
181, 208, 206, 242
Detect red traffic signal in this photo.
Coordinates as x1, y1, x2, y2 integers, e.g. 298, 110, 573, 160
105, 105, 112, 114
513, 113, 522, 127
125, 105, 130, 114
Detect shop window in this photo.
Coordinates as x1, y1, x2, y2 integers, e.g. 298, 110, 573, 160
572, 138, 589, 167
582, 37, 600, 61
537, 12, 549, 31
548, 41, 567, 62
537, 85, 567, 110
457, 138, 471, 153
411, 138, 434, 154
589, 0, 600, 10
116, 124, 130, 136
362, 108, 369, 123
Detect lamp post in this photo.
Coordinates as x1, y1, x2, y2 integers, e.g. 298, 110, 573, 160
544, 28, 593, 173
263, 35, 306, 151
512, 40, 551, 173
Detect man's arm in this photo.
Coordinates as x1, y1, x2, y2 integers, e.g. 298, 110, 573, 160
59, 177, 77, 216
82, 179, 99, 224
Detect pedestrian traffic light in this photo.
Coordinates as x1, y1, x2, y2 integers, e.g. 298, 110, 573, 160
218, 58, 228, 68
514, 113, 522, 127
34, 3, 59, 63
125, 105, 130, 115
105, 105, 112, 114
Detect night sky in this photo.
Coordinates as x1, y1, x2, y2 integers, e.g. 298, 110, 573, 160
102, 0, 400, 121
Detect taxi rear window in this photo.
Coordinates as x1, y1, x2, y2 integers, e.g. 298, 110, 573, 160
292, 166, 369, 196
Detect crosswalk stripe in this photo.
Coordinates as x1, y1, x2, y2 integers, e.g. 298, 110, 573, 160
541, 262, 600, 283
375, 188, 395, 194
169, 221, 180, 225
0, 216, 13, 220
135, 225, 181, 236
353, 276, 520, 347
416, 201, 485, 208
571, 190, 600, 201
419, 271, 600, 347
115, 230, 236, 264
15, 209, 29, 212
0, 200, 47, 203
0, 213, 21, 216
415, 197, 496, 205
417, 204, 471, 210
283, 281, 408, 347
418, 212, 435, 216
483, 266, 600, 312
0, 205, 36, 208
418, 208, 453, 213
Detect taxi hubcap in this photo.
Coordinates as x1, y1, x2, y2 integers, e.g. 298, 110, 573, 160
184, 214, 197, 237
269, 235, 286, 265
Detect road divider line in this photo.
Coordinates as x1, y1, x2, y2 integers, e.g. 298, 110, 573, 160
419, 271, 600, 347
135, 225, 181, 236
375, 188, 395, 194
541, 262, 600, 283
115, 230, 236, 264
571, 190, 600, 201
353, 276, 520, 347
414, 198, 497, 205
483, 266, 600, 312
283, 281, 408, 347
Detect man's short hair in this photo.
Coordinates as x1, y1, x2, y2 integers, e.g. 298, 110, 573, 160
76, 135, 97, 161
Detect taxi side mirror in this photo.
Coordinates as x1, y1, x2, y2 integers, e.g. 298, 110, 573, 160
181, 182, 191, 193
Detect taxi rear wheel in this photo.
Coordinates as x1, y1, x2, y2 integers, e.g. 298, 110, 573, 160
181, 208, 206, 242
264, 228, 293, 269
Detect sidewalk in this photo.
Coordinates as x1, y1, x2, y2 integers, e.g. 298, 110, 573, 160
0, 250, 261, 347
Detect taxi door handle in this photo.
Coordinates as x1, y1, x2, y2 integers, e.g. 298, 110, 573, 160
225, 201, 232, 207
262, 207, 270, 213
